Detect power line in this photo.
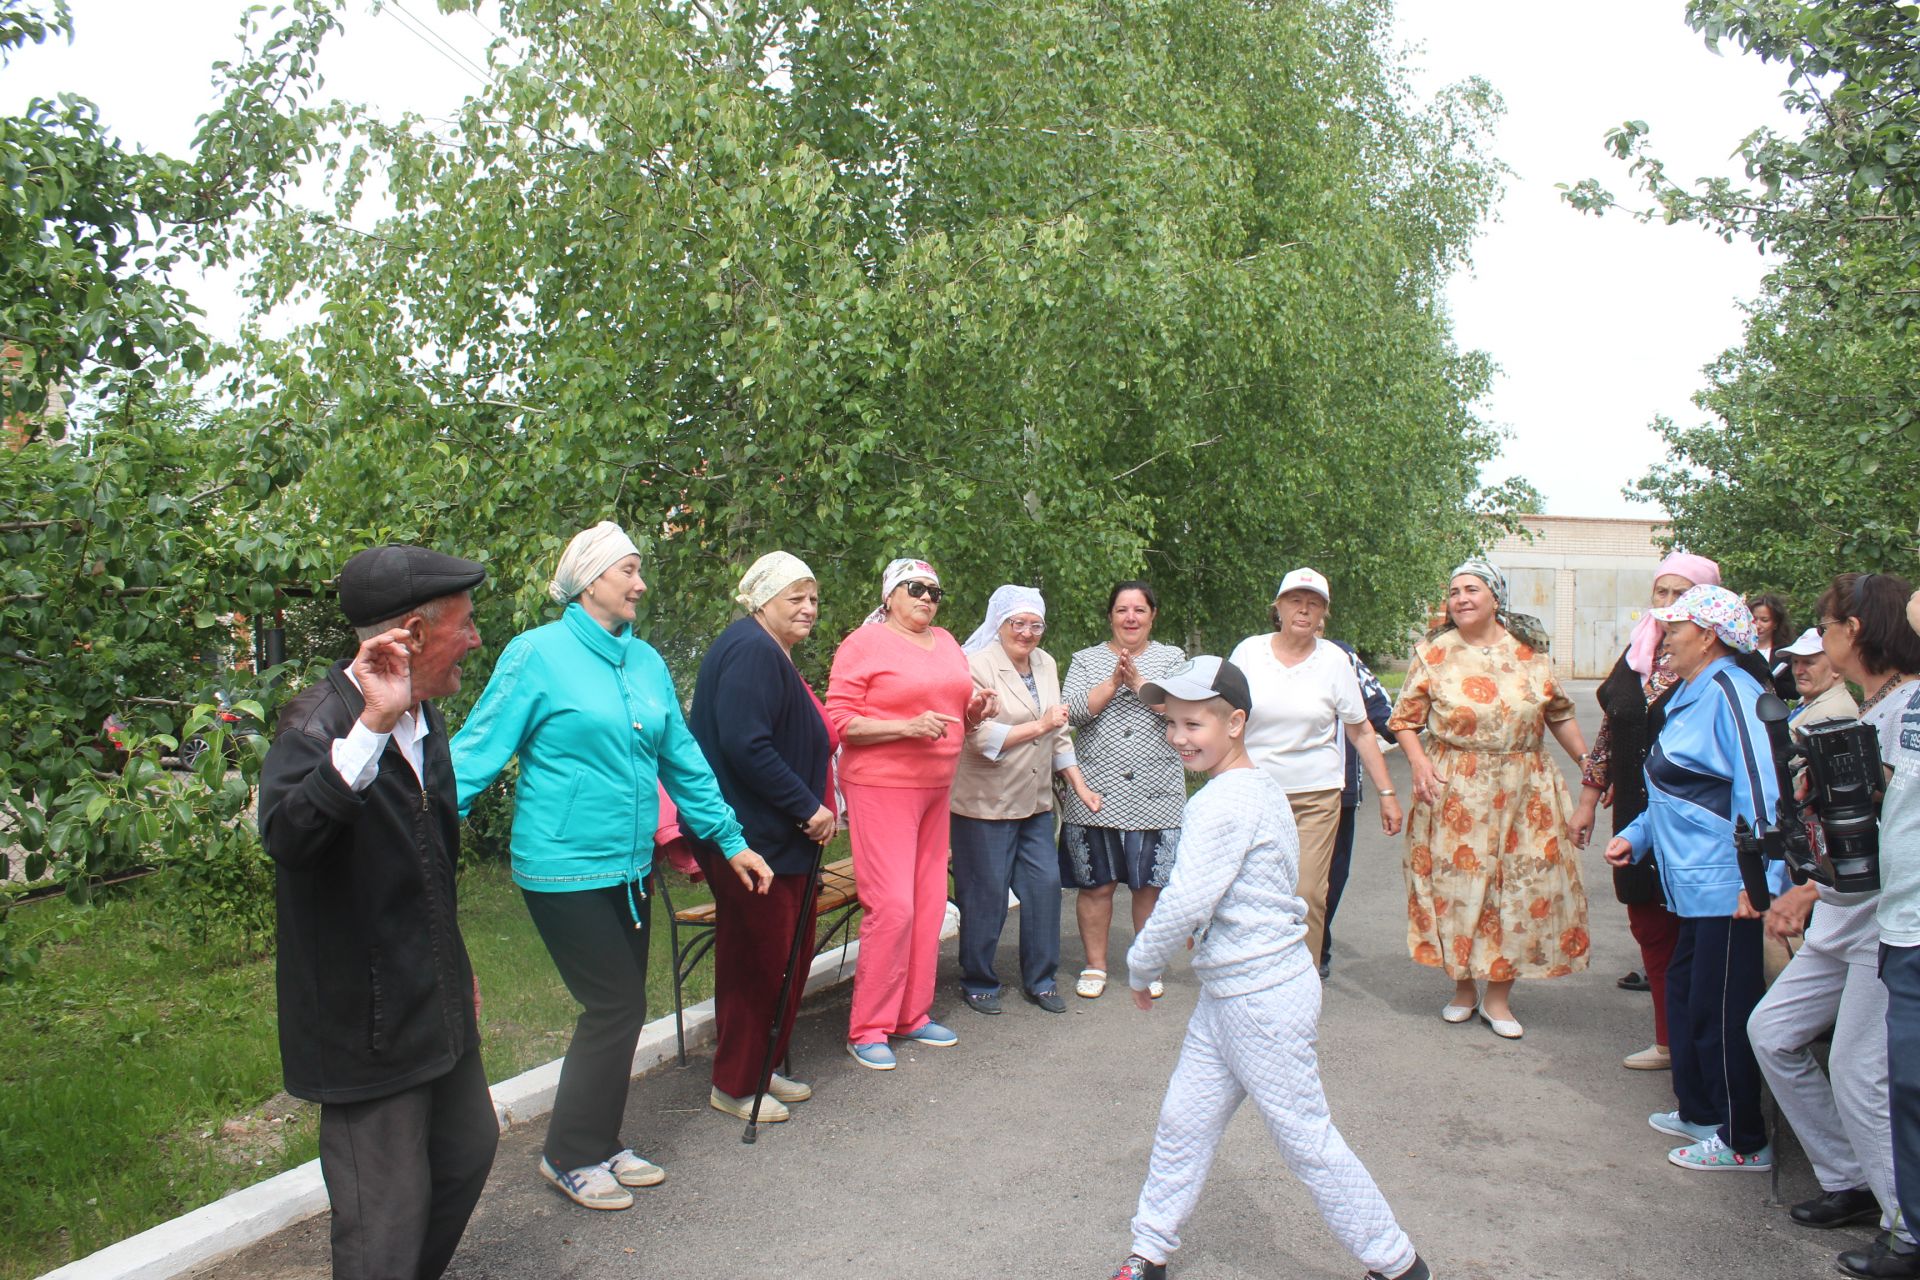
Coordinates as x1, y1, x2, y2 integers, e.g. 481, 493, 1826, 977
381, 1, 494, 88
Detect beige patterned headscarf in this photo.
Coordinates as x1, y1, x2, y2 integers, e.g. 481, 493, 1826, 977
735, 552, 815, 612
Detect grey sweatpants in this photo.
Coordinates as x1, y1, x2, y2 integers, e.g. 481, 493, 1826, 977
1749, 938, 1907, 1240
1130, 969, 1416, 1274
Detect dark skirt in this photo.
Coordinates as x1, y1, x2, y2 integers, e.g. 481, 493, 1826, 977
1058, 824, 1179, 891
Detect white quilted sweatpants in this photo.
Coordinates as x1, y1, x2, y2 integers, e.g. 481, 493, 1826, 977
1130, 971, 1416, 1275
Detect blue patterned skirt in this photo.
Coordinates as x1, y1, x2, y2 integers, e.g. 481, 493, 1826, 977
1057, 824, 1180, 891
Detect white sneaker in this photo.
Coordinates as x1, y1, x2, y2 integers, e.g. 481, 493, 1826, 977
603, 1148, 665, 1188
541, 1156, 634, 1209
768, 1072, 813, 1103
709, 1087, 790, 1122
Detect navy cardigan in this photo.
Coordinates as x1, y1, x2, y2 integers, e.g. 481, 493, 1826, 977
688, 616, 834, 876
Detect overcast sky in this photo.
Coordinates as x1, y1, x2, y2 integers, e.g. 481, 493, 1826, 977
7, 2, 1795, 518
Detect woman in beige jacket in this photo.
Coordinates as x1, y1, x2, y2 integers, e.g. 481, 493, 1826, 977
950, 586, 1101, 1014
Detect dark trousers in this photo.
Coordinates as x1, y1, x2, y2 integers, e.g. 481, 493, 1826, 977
523, 883, 652, 1171
1321, 803, 1359, 966
951, 811, 1063, 996
317, 1045, 497, 1280
694, 845, 817, 1099
1628, 900, 1683, 1047
1667, 915, 1768, 1153
1882, 943, 1920, 1237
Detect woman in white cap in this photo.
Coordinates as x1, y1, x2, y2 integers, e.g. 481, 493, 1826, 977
949, 585, 1102, 1015
1391, 559, 1591, 1040
685, 552, 839, 1123
825, 558, 997, 1069
453, 522, 773, 1211
1228, 568, 1402, 968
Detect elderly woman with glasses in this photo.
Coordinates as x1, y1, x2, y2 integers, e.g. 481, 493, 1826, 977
949, 586, 1102, 1016
826, 558, 997, 1070
1605, 585, 1787, 1174
1390, 559, 1591, 1041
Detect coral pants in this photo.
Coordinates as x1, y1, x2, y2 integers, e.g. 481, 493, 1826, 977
845, 782, 952, 1045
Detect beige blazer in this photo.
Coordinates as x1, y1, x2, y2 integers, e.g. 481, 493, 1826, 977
950, 643, 1074, 821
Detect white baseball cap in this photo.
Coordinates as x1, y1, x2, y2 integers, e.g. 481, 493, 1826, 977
1275, 567, 1331, 603
1779, 627, 1826, 658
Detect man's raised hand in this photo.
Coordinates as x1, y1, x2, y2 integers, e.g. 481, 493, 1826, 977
352, 628, 414, 733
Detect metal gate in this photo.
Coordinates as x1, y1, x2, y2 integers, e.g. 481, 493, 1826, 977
1572, 567, 1653, 679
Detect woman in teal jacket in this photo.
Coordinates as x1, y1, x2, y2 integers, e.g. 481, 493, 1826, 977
453, 522, 771, 1212
1606, 584, 1785, 1176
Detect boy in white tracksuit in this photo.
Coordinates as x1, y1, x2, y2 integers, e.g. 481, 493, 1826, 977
1109, 656, 1431, 1280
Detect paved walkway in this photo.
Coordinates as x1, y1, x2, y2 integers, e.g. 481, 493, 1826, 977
196, 690, 1852, 1279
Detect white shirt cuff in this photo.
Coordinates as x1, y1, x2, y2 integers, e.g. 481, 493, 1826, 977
976, 721, 1012, 761
330, 720, 390, 793
1051, 743, 1078, 772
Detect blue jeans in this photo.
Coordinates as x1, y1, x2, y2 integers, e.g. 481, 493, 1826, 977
951, 811, 1062, 996
1883, 942, 1920, 1239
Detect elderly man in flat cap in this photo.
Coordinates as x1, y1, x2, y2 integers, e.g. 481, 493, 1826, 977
258, 544, 496, 1280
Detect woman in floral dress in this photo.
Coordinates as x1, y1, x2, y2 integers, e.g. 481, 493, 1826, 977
1388, 560, 1594, 1040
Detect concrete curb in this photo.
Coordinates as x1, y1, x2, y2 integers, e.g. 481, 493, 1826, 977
37, 941, 861, 1280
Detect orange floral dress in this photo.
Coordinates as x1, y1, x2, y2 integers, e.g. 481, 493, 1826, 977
1388, 629, 1590, 981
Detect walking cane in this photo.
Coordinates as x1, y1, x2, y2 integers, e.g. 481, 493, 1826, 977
744, 839, 827, 1144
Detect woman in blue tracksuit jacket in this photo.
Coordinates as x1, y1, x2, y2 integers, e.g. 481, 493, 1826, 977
452, 522, 771, 1211
1607, 584, 1787, 1173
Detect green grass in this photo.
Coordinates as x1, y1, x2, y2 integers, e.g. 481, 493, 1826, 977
0, 855, 787, 1278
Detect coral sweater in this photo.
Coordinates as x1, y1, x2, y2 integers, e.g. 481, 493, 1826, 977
826, 623, 974, 789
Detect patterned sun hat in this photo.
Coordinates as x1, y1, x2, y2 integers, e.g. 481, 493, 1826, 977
1650, 584, 1757, 653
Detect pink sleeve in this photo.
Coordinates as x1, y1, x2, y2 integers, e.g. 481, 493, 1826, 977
825, 628, 875, 734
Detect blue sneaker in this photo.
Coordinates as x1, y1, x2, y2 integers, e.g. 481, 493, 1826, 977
846, 1041, 897, 1070
1648, 1110, 1719, 1143
895, 1019, 958, 1047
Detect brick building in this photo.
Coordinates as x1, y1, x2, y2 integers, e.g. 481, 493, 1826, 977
1484, 514, 1671, 679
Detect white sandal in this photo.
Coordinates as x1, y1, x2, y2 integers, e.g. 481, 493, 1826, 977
1076, 968, 1108, 999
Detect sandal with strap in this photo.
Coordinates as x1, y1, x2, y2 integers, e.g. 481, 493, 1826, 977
1076, 968, 1108, 999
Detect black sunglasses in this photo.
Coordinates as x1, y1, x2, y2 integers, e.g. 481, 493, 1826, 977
903, 581, 945, 604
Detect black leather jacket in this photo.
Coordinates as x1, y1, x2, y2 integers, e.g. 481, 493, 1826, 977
258, 663, 479, 1104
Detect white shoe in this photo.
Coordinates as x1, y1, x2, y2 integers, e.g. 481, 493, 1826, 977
768, 1072, 813, 1103
1440, 1001, 1475, 1024
1148, 979, 1165, 1000
1478, 1005, 1523, 1039
541, 1156, 634, 1209
603, 1148, 665, 1188
709, 1087, 790, 1122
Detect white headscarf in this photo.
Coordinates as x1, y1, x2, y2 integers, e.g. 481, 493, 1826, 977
548, 521, 641, 604
735, 551, 815, 612
963, 584, 1046, 654
862, 557, 939, 626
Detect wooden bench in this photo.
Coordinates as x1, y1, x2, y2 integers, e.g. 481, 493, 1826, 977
655, 857, 862, 1066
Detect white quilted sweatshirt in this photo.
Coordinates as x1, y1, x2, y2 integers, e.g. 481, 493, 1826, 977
1127, 766, 1312, 996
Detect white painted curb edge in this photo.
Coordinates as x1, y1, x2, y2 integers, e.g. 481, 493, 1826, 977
38, 941, 861, 1280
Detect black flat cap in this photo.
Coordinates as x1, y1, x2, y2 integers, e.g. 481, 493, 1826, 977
337, 544, 487, 627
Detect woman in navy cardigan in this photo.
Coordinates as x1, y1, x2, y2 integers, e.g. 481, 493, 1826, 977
687, 552, 839, 1123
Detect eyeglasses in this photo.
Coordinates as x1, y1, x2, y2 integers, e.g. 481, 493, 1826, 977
1817, 618, 1840, 636
902, 581, 945, 603
1008, 620, 1046, 636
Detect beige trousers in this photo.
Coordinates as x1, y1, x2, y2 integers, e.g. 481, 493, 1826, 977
1287, 787, 1343, 965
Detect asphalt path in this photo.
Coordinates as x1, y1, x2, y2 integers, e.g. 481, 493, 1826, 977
195, 685, 1860, 1280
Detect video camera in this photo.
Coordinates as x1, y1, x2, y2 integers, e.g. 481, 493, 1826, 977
1732, 691, 1882, 911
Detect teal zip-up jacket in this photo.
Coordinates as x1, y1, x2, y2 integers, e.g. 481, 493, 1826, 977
452, 604, 748, 898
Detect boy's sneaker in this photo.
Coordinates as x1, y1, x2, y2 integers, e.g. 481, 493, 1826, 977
1111, 1255, 1167, 1280
603, 1148, 666, 1188
1647, 1110, 1719, 1143
895, 1019, 958, 1047
1668, 1135, 1773, 1172
1366, 1257, 1432, 1280
540, 1156, 633, 1209
847, 1041, 897, 1070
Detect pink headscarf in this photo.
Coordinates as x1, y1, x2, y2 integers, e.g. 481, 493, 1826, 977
1626, 552, 1723, 676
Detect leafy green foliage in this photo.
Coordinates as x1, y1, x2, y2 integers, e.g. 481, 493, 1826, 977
235, 0, 1515, 694
1564, 1, 1920, 599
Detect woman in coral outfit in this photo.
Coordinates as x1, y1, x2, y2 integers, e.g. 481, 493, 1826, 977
826, 558, 996, 1070
1389, 560, 1593, 1041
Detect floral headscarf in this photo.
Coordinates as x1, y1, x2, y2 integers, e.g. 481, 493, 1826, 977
1651, 584, 1757, 654
862, 557, 939, 626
